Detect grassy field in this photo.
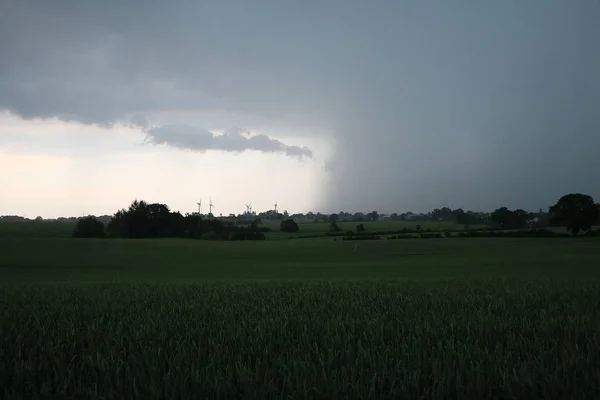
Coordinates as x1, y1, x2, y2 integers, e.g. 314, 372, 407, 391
261, 220, 483, 238
0, 219, 483, 240
2, 237, 600, 398
2, 237, 600, 282
0, 220, 75, 238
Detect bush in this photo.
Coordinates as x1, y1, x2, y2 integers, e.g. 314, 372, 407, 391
455, 229, 571, 239
329, 221, 342, 233
299, 234, 321, 239
72, 217, 105, 238
280, 219, 300, 233
342, 235, 381, 241
585, 229, 600, 237
387, 234, 419, 240
420, 233, 443, 239
229, 232, 266, 241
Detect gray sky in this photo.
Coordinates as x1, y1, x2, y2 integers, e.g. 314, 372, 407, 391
1, 0, 599, 215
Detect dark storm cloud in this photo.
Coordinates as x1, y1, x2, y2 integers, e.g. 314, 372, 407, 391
1, 0, 599, 212
144, 125, 313, 159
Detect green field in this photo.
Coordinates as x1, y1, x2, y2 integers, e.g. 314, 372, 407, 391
1, 237, 599, 282
0, 219, 482, 240
2, 237, 600, 398
0, 221, 76, 238
261, 220, 483, 238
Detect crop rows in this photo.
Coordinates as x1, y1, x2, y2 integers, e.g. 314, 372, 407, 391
2, 279, 600, 399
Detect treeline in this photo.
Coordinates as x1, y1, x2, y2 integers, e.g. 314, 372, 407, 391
3, 194, 593, 232
323, 193, 600, 238
73, 200, 269, 240
12, 192, 600, 240
291, 206, 541, 228
342, 228, 600, 241
0, 215, 112, 224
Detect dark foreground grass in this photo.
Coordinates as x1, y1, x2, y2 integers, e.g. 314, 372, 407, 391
2, 237, 600, 282
2, 280, 600, 399
2, 238, 600, 398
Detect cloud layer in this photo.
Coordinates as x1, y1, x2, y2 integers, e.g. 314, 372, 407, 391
1, 1, 600, 212
144, 125, 312, 159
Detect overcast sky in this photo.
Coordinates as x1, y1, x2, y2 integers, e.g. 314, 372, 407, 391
1, 1, 599, 218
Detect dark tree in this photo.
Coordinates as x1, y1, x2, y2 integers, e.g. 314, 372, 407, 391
181, 214, 205, 238
549, 193, 599, 236
352, 212, 365, 222
280, 219, 300, 233
329, 220, 342, 233
455, 211, 471, 228
490, 207, 532, 230
356, 224, 366, 233
431, 207, 454, 221
490, 207, 511, 229
107, 200, 190, 238
366, 211, 379, 221
73, 216, 105, 238
249, 219, 260, 232
399, 212, 412, 221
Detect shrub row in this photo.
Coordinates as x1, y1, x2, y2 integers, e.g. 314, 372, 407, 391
383, 229, 600, 240
341, 235, 382, 241
325, 226, 510, 239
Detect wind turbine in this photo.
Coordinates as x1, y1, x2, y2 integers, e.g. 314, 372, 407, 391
245, 203, 252, 215
196, 198, 202, 214
209, 198, 215, 216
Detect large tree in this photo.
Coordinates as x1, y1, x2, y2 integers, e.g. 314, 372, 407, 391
366, 211, 379, 221
549, 193, 599, 236
107, 200, 195, 238
73, 216, 105, 238
455, 210, 476, 229
280, 219, 300, 233
490, 207, 532, 230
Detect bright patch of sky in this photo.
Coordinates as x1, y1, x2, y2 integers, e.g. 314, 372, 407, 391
0, 111, 332, 218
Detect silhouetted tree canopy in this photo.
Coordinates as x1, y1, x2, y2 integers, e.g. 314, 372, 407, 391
431, 207, 454, 221
280, 219, 300, 233
549, 193, 599, 236
352, 212, 365, 222
455, 210, 482, 228
104, 200, 263, 240
73, 216, 105, 238
366, 211, 379, 221
14, 193, 599, 241
490, 207, 534, 230
329, 219, 342, 233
